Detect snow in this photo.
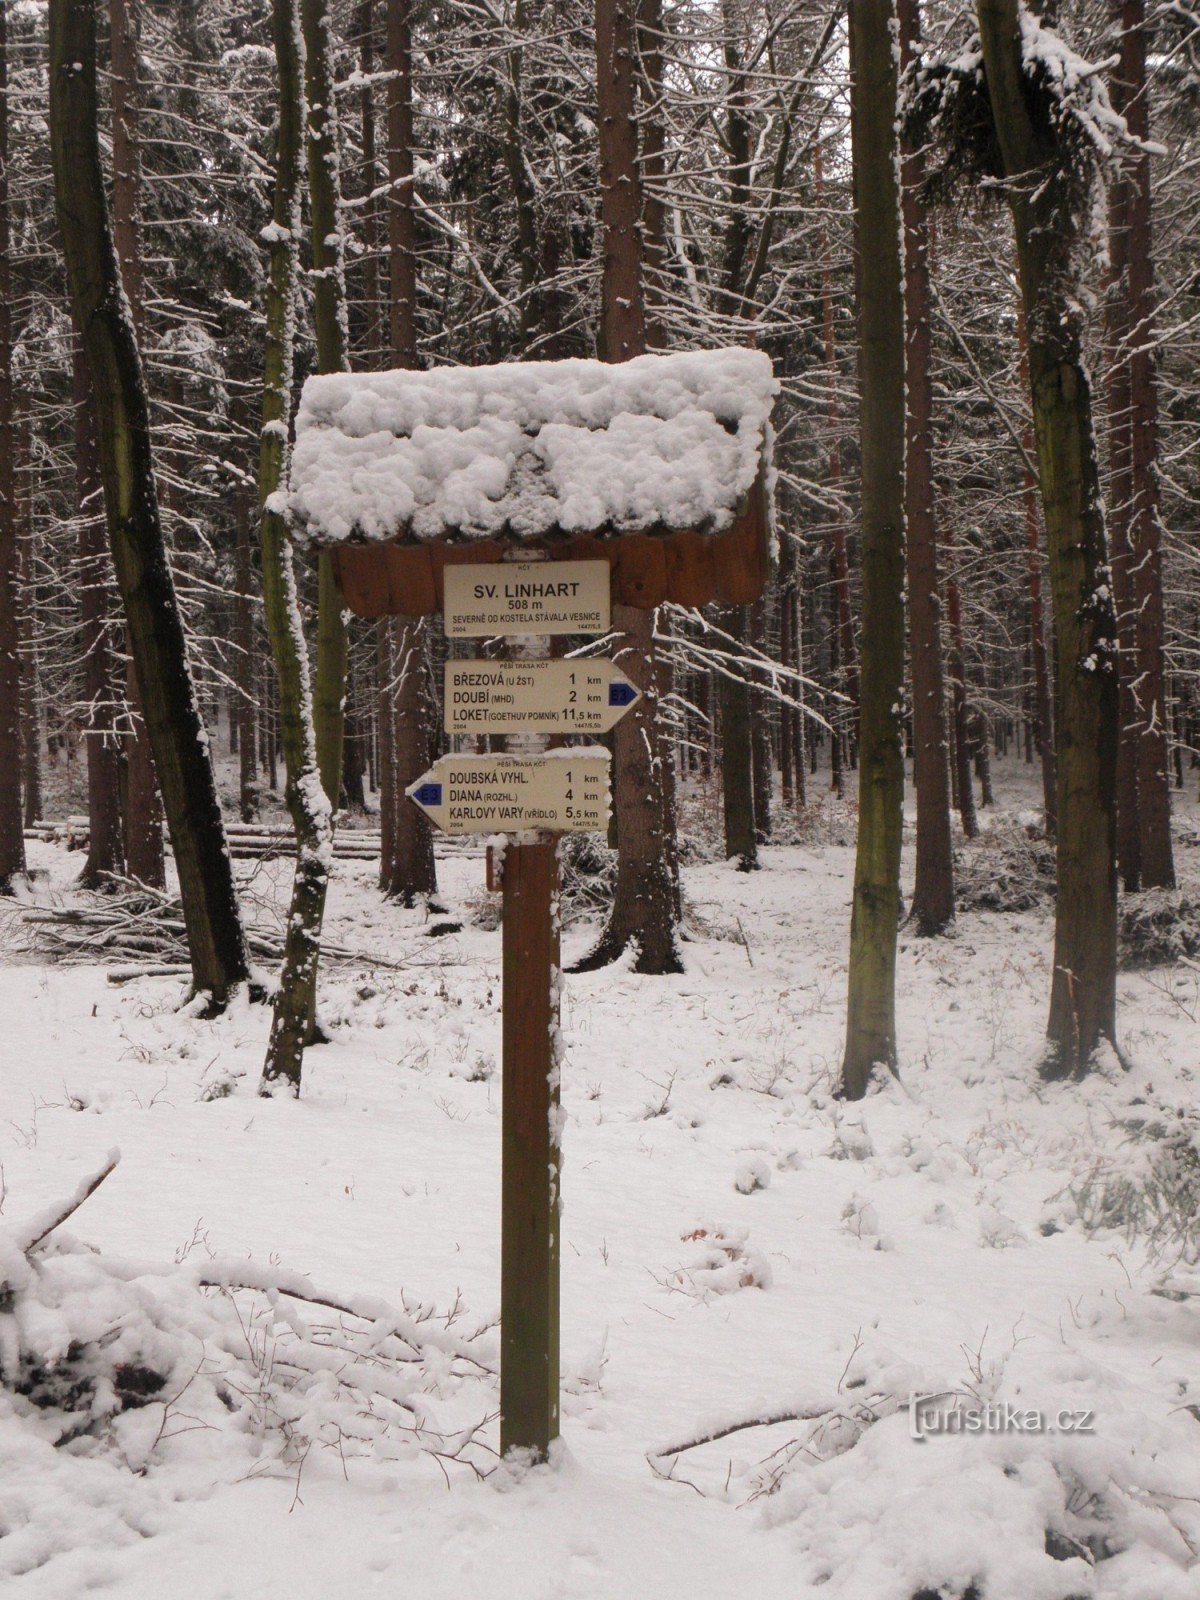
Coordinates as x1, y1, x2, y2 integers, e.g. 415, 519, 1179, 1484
1, 759, 1199, 1597
287, 348, 777, 545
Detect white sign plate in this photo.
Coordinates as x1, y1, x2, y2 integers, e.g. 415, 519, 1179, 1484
407, 753, 611, 835
444, 659, 640, 736
443, 560, 610, 638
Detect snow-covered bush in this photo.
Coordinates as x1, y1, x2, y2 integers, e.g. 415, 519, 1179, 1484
955, 822, 1055, 914
466, 833, 616, 932
652, 1342, 1200, 1599
0, 1157, 497, 1581
1070, 1108, 1200, 1267
1118, 888, 1200, 969
666, 1223, 771, 1296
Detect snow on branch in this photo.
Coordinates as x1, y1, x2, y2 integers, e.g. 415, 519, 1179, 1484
905, 4, 1163, 208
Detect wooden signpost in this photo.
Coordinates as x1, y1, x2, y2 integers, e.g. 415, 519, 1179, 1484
291, 347, 775, 1466
438, 560, 619, 1460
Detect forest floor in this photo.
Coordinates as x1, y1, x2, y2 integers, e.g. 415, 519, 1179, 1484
1, 758, 1198, 1600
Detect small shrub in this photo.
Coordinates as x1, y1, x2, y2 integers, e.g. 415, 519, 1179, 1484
1072, 1107, 1200, 1266
1118, 887, 1200, 969
955, 822, 1055, 913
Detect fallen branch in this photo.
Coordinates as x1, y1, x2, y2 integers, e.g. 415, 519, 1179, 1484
650, 1388, 886, 1460
11, 1148, 121, 1255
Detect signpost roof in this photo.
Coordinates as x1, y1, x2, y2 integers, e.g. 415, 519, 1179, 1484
285, 348, 777, 616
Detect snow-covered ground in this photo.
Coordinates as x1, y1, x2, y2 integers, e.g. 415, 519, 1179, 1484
1, 763, 1198, 1599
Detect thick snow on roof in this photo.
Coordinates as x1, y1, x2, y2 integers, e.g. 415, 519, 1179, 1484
288, 348, 776, 544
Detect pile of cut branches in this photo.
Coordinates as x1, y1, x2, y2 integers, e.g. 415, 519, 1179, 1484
0, 1153, 498, 1498
954, 821, 1055, 913
6, 879, 429, 976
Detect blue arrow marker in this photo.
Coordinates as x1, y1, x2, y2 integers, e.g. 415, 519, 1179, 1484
608, 682, 638, 708
412, 783, 443, 807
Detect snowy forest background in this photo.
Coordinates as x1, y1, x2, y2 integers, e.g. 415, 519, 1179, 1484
0, 0, 1199, 1595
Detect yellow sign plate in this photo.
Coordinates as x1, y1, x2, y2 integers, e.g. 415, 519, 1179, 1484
443, 561, 611, 638
406, 753, 611, 835
444, 659, 640, 736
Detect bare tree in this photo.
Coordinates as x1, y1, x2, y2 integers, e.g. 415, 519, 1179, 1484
48, 0, 251, 1006
842, 0, 907, 1098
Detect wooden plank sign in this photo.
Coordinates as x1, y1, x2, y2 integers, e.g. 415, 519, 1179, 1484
444, 659, 640, 736
443, 560, 611, 637
406, 752, 610, 835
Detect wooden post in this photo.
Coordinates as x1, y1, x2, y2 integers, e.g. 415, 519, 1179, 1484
500, 616, 561, 1461
500, 834, 561, 1460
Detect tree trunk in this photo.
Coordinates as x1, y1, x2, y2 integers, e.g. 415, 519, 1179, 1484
0, 0, 26, 892
1110, 0, 1174, 889
379, 0, 439, 901
49, 0, 250, 1004
944, 521, 979, 841
301, 0, 350, 808
977, 0, 1119, 1075
17, 421, 41, 829
719, 605, 757, 869
234, 492, 258, 822
596, 0, 645, 364
750, 598, 772, 842
638, 0, 668, 348
578, 0, 680, 972
382, 617, 437, 902
109, 0, 164, 888
1019, 376, 1056, 832
258, 0, 335, 1095
899, 0, 953, 935
842, 0, 907, 1099
1106, 184, 1143, 890
342, 698, 367, 813
73, 340, 125, 887
816, 139, 859, 771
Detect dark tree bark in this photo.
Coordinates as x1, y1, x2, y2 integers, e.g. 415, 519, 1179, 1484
301, 0, 349, 808
944, 520, 979, 841
380, 0, 438, 903
73, 340, 125, 887
577, 0, 680, 973
109, 0, 164, 888
596, 0, 645, 363
1021, 412, 1057, 831
382, 618, 438, 902
899, 0, 953, 935
233, 491, 258, 822
1110, 0, 1174, 889
0, 0, 26, 892
377, 621, 396, 888
779, 541, 807, 809
1105, 258, 1142, 890
637, 0, 668, 348
842, 0, 907, 1099
816, 139, 859, 776
386, 0, 418, 370
750, 600, 772, 842
977, 0, 1119, 1075
719, 605, 758, 869
17, 419, 41, 830
49, 0, 250, 1003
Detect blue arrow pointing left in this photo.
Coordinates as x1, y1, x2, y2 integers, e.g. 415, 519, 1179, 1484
412, 783, 443, 807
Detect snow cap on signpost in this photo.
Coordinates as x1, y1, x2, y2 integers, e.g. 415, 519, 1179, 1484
284, 347, 777, 614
